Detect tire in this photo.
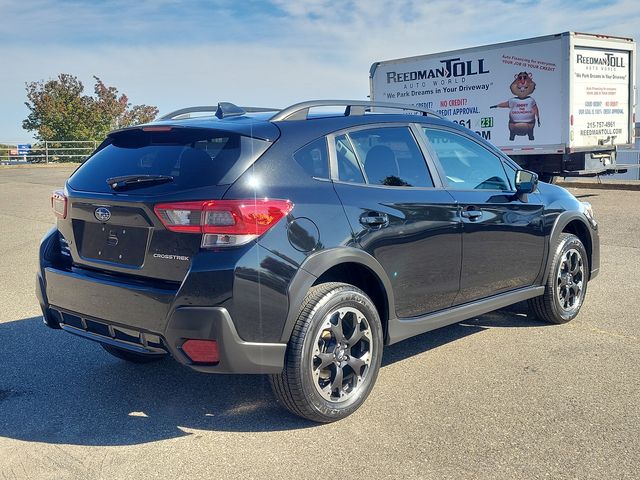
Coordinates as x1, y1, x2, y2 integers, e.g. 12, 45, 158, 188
101, 344, 167, 363
529, 233, 589, 324
270, 282, 384, 423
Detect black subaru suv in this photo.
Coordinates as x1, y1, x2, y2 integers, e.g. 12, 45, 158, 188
37, 100, 599, 422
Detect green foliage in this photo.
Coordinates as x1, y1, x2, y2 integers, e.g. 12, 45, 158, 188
23, 74, 159, 142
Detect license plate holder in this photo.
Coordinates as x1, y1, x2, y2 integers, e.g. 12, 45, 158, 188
78, 222, 149, 267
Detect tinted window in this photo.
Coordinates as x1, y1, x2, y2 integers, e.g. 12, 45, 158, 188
424, 128, 510, 191
335, 134, 365, 184
293, 138, 329, 178
501, 161, 517, 190
349, 127, 433, 187
68, 129, 271, 195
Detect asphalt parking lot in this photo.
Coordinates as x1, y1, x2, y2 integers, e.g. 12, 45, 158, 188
0, 165, 638, 479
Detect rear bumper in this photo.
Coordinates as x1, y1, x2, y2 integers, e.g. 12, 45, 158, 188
36, 267, 286, 374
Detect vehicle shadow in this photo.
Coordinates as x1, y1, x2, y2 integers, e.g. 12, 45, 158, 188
382, 302, 547, 366
0, 307, 544, 446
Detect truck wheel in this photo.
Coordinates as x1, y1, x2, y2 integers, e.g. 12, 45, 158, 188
529, 233, 589, 324
101, 344, 167, 363
539, 174, 557, 184
270, 282, 383, 423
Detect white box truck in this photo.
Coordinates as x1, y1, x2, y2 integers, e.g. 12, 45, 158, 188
370, 32, 636, 182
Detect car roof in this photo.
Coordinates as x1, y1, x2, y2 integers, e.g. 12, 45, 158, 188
111, 101, 468, 143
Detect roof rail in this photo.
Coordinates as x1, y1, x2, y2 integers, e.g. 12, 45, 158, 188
159, 103, 280, 121
269, 100, 443, 122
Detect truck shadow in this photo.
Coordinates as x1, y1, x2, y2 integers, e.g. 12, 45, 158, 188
0, 308, 545, 446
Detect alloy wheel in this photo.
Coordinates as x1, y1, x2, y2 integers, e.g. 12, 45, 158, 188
311, 307, 373, 402
556, 248, 585, 314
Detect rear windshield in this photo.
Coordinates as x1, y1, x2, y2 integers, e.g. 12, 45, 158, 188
68, 128, 271, 194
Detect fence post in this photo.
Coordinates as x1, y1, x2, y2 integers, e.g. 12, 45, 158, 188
45, 141, 49, 164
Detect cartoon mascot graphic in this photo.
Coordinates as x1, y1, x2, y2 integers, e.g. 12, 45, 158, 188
491, 72, 541, 141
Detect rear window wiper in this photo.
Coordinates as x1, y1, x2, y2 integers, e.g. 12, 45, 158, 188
107, 174, 174, 190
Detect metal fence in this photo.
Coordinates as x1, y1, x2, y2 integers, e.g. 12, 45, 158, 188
0, 140, 98, 165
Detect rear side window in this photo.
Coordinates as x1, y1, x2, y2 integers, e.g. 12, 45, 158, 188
68, 128, 271, 194
293, 138, 329, 179
335, 134, 366, 184
348, 127, 434, 187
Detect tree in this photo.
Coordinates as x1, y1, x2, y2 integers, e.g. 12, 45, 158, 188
23, 74, 159, 142
91, 77, 159, 133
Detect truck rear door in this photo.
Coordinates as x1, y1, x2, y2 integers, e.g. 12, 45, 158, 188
570, 35, 635, 150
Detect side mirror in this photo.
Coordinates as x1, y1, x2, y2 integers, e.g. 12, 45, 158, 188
515, 170, 538, 194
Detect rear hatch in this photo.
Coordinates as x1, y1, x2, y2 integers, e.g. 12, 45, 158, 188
59, 124, 277, 283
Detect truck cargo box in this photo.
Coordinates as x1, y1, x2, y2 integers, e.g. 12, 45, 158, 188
370, 32, 636, 178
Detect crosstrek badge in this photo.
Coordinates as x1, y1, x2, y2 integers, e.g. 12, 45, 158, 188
153, 253, 190, 261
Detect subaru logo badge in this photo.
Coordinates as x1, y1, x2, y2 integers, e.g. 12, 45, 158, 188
94, 207, 111, 222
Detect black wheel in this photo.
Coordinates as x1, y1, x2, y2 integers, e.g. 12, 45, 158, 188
270, 282, 383, 423
529, 233, 588, 324
101, 344, 167, 363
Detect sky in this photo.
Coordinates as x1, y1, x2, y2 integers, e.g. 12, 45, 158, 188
1, 0, 639, 142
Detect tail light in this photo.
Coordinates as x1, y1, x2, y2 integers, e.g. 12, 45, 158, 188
51, 190, 67, 219
154, 199, 293, 247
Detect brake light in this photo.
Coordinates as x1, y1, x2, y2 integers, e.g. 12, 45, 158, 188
142, 126, 173, 132
51, 190, 67, 219
154, 199, 293, 247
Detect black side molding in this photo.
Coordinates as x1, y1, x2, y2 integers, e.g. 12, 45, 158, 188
387, 286, 545, 344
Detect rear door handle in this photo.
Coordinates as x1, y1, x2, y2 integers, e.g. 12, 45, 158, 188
461, 207, 483, 220
360, 212, 389, 228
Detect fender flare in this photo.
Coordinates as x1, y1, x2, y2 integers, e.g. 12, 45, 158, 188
279, 247, 396, 342
543, 211, 595, 281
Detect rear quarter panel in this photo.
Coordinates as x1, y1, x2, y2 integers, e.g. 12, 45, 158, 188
222, 124, 357, 341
